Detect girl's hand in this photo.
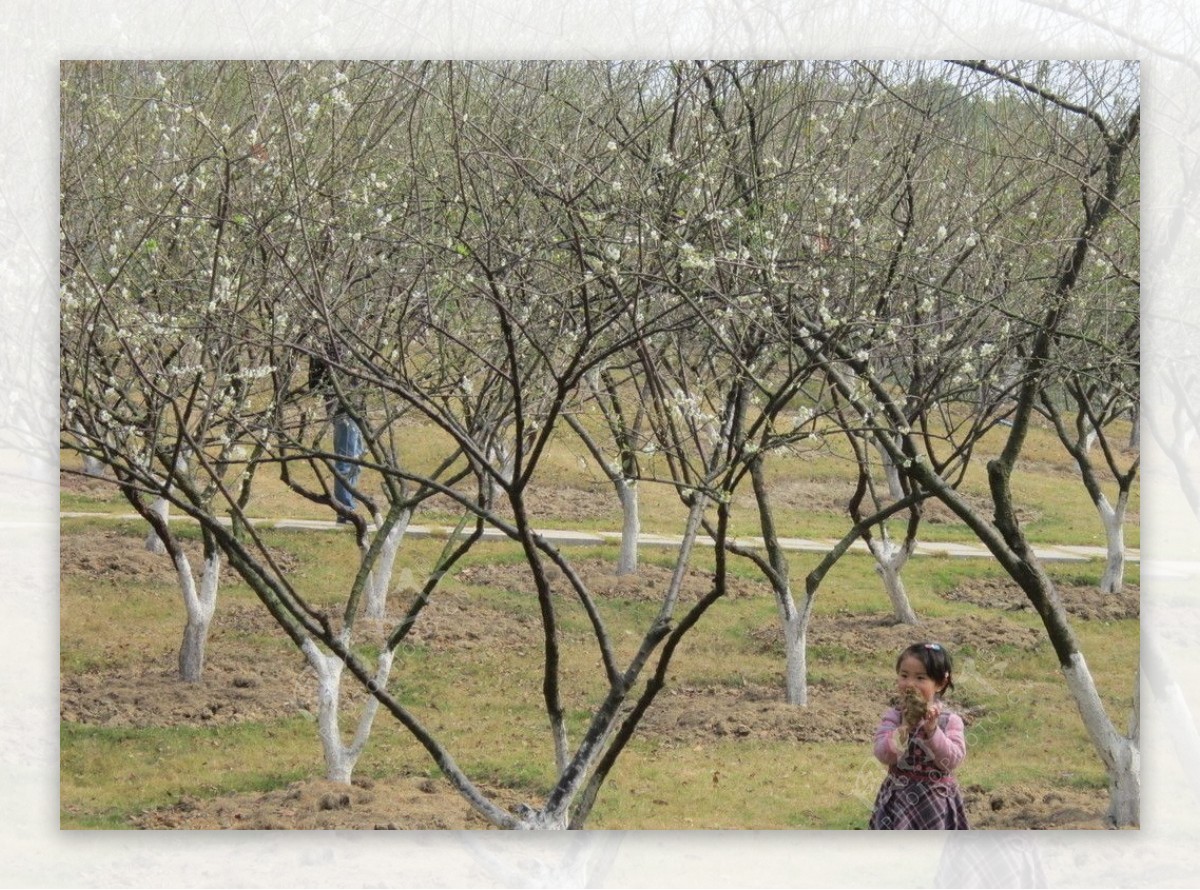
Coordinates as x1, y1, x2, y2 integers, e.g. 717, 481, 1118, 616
900, 688, 927, 728
919, 701, 942, 735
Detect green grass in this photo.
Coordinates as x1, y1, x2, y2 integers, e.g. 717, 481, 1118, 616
60, 719, 320, 829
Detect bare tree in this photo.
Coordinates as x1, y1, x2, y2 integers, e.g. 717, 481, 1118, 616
563, 366, 650, 576
60, 61, 276, 682
1036, 311, 1139, 593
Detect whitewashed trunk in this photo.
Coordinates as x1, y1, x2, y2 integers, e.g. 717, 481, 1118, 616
781, 609, 808, 706
875, 437, 905, 500
870, 540, 919, 624
1098, 493, 1128, 594
72, 424, 108, 476
146, 454, 188, 553
488, 440, 516, 485
145, 497, 170, 555
174, 551, 220, 683
1108, 743, 1140, 826
615, 479, 639, 576
1063, 653, 1139, 827
513, 805, 568, 830
301, 640, 394, 785
363, 511, 411, 619
765, 568, 810, 706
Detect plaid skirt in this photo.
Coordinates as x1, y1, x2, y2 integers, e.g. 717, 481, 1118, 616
869, 770, 970, 830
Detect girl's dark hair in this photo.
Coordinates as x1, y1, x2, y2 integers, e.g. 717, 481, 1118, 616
897, 642, 954, 694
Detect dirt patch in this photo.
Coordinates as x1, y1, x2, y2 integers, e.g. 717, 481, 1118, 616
60, 652, 316, 727
924, 494, 1041, 527
60, 469, 118, 496
945, 577, 1139, 621
132, 776, 522, 830
60, 529, 182, 583
51, 652, 290, 732
374, 588, 541, 652
423, 484, 618, 523
637, 680, 886, 746
742, 477, 854, 515
60, 529, 299, 584
735, 475, 1044, 529
455, 558, 761, 603
962, 782, 1111, 830
765, 612, 1046, 655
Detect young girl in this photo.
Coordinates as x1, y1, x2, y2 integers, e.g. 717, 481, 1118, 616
869, 642, 970, 830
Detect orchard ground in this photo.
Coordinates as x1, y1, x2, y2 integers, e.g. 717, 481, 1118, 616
60, 452, 1139, 830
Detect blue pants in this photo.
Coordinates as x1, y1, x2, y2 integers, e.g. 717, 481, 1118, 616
332, 413, 363, 510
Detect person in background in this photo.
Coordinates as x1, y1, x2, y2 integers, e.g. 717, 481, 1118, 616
308, 341, 363, 522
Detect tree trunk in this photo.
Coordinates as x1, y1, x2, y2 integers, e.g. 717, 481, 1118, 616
780, 603, 809, 706
146, 454, 188, 553
145, 497, 169, 555
744, 455, 815, 706
364, 511, 411, 619
869, 539, 919, 624
302, 639, 394, 785
1098, 492, 1128, 594
615, 479, 639, 576
1063, 653, 1139, 826
178, 615, 210, 683
175, 551, 220, 683
511, 804, 569, 830
488, 438, 516, 485
875, 436, 905, 500
72, 423, 108, 476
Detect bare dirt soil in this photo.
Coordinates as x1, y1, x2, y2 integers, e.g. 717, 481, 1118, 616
730, 474, 1044, 529
132, 775, 521, 830
61, 527, 189, 584
61, 651, 315, 728
60, 528, 301, 585
61, 526, 1116, 830
423, 483, 619, 522
945, 577, 1139, 622
456, 557, 762, 602
60, 469, 117, 497
751, 611, 1046, 657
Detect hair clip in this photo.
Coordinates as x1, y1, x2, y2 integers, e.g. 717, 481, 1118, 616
924, 643, 942, 651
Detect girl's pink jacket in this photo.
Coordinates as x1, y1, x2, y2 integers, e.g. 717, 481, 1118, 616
873, 706, 967, 773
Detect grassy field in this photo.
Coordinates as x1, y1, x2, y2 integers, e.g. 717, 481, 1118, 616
59, 415, 1139, 829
